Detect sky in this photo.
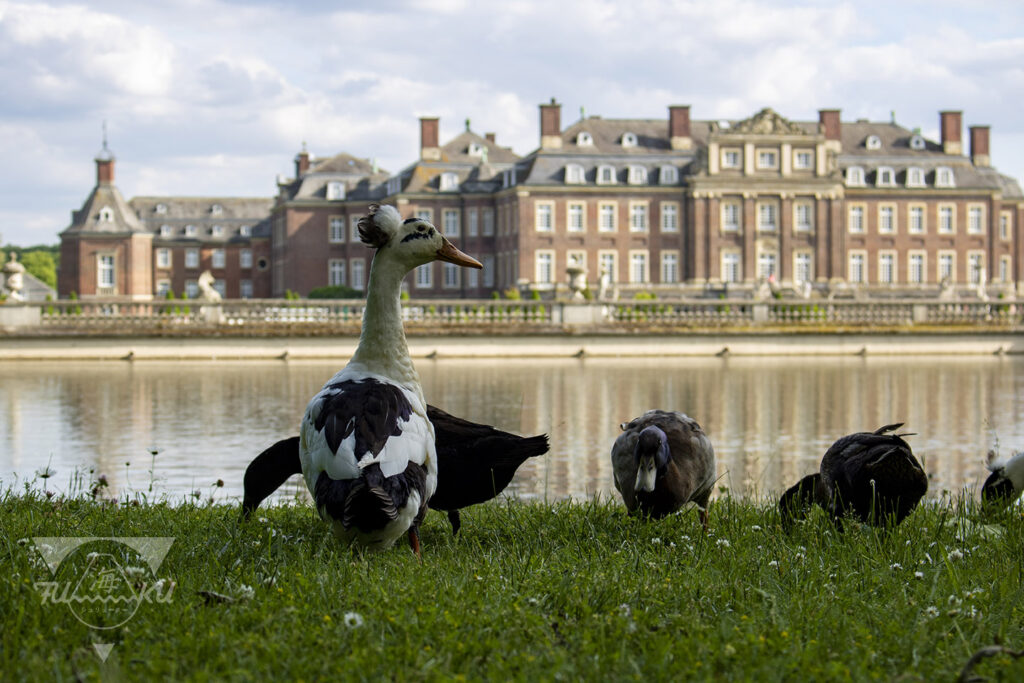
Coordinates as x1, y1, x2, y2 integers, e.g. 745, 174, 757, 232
1, 0, 1023, 246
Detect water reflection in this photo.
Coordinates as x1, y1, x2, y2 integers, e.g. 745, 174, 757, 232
2, 357, 1022, 503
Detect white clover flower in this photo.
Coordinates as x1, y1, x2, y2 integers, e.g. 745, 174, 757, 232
669, 542, 676, 548
527, 597, 539, 606
914, 571, 924, 579
651, 537, 661, 545
750, 525, 762, 532
17, 538, 29, 546
795, 552, 806, 560
925, 606, 940, 618
947, 549, 964, 561
618, 604, 631, 617
716, 538, 731, 548
890, 563, 902, 570
238, 584, 255, 600
343, 611, 364, 628
680, 535, 691, 542
258, 517, 269, 524
768, 560, 779, 568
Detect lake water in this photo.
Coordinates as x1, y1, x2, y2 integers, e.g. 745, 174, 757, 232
2, 356, 1022, 505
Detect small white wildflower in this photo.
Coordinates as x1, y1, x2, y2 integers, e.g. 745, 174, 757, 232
905, 540, 911, 546
35, 466, 56, 479
716, 538, 731, 548
618, 604, 631, 617
751, 525, 762, 532
922, 552, 933, 565
914, 571, 924, 579
651, 537, 661, 545
475, 575, 483, 581
890, 563, 902, 571
948, 595, 962, 607
262, 575, 277, 587
768, 560, 779, 568
17, 538, 29, 546
947, 549, 964, 561
680, 535, 691, 542
925, 606, 940, 618
968, 606, 980, 619
928, 541, 937, 548
669, 542, 676, 548
343, 611, 364, 628
527, 597, 539, 606
795, 552, 806, 560
237, 584, 255, 600
258, 517, 269, 524
797, 546, 807, 552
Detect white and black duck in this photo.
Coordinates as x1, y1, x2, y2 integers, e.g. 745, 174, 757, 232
610, 410, 716, 527
298, 203, 480, 554
981, 449, 1024, 510
779, 423, 927, 529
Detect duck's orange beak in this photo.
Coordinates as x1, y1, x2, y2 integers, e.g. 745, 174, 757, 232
436, 238, 482, 269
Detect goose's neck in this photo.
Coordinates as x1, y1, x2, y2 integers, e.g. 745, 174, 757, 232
350, 255, 423, 400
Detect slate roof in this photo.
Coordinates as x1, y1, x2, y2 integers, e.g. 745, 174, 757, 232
396, 129, 519, 194
61, 183, 147, 236
131, 196, 274, 243
280, 152, 390, 201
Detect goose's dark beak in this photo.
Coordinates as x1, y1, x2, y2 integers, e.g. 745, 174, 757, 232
436, 238, 482, 269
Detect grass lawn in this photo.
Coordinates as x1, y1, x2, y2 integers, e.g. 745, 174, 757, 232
2, 486, 1024, 681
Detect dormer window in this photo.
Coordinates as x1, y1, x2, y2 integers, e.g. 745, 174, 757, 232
659, 165, 678, 185
627, 166, 647, 185
98, 206, 114, 222
155, 203, 167, 215
439, 172, 459, 192
621, 132, 637, 148
906, 167, 925, 188
210, 203, 223, 215
326, 181, 345, 200
159, 224, 172, 237
935, 166, 955, 188
876, 167, 896, 187
386, 176, 401, 195
502, 168, 517, 188
597, 165, 617, 185
846, 166, 866, 186
865, 135, 882, 150
185, 224, 198, 237
239, 225, 252, 237
565, 164, 585, 184
909, 134, 926, 150
211, 225, 224, 237
576, 131, 593, 146
468, 142, 484, 157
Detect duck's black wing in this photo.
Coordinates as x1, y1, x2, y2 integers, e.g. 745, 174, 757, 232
241, 436, 301, 517
779, 473, 826, 531
427, 405, 548, 512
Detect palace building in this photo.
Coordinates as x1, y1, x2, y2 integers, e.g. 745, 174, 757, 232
58, 101, 1023, 300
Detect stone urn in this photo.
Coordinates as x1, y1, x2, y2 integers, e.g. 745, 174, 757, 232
2, 252, 26, 302
566, 265, 587, 301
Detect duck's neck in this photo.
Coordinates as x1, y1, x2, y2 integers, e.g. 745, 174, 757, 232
350, 254, 423, 401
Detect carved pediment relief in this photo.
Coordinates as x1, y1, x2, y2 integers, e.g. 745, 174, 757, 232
730, 108, 807, 136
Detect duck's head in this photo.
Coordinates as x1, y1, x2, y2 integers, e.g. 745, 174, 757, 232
634, 425, 670, 493
358, 203, 482, 272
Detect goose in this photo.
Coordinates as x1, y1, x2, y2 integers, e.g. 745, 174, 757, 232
981, 450, 1024, 510
299, 203, 480, 554
779, 423, 927, 530
611, 410, 716, 528
241, 407, 549, 535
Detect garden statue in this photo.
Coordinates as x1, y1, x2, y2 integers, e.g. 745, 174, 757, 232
566, 263, 587, 301
196, 270, 222, 302
2, 252, 26, 302
598, 265, 614, 301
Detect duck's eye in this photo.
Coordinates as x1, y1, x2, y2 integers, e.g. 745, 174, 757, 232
417, 225, 426, 232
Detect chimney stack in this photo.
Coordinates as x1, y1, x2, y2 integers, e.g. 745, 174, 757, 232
668, 105, 692, 150
539, 98, 562, 150
95, 154, 114, 185
970, 125, 990, 167
420, 116, 441, 160
294, 146, 310, 177
819, 109, 841, 151
940, 111, 963, 155
485, 132, 496, 144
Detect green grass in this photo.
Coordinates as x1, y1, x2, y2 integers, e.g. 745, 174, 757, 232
2, 487, 1024, 681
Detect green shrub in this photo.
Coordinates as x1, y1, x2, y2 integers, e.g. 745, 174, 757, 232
308, 285, 363, 299
530, 289, 541, 300
503, 287, 521, 300
633, 291, 657, 301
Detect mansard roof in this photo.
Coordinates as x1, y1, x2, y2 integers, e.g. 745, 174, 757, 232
61, 182, 147, 237
396, 129, 519, 194
131, 196, 273, 221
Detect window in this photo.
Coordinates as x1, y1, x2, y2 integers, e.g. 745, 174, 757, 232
213, 279, 226, 298
565, 164, 585, 184
185, 224, 197, 237
98, 206, 113, 222
621, 132, 637, 148
210, 249, 224, 269
910, 134, 926, 150
721, 149, 741, 169
350, 215, 362, 242
97, 254, 115, 288
535, 251, 554, 284
442, 263, 460, 288
999, 256, 1011, 282
482, 255, 495, 287
938, 206, 954, 235
878, 252, 895, 284
576, 131, 593, 146
794, 202, 813, 232
848, 206, 865, 234
906, 167, 925, 187
660, 166, 678, 185
846, 167, 865, 186
908, 253, 925, 284
661, 251, 679, 283
793, 150, 813, 170
756, 149, 777, 169
1000, 211, 1011, 240
439, 172, 458, 192
468, 208, 479, 237
908, 206, 925, 235
627, 166, 647, 185
757, 250, 777, 280
660, 202, 679, 233
629, 251, 648, 284
597, 165, 616, 185
387, 176, 402, 195
865, 135, 882, 150
185, 280, 199, 299
155, 203, 167, 215
848, 252, 866, 284
599, 203, 616, 232
967, 206, 984, 235
156, 279, 171, 297
415, 209, 433, 223
329, 217, 345, 243
239, 225, 251, 237
568, 203, 585, 233
327, 181, 345, 200
443, 209, 460, 237
482, 208, 495, 236
878, 206, 895, 235
968, 252, 985, 285
159, 225, 172, 237
721, 202, 741, 232
329, 260, 346, 286
240, 280, 253, 299
415, 264, 432, 288
210, 203, 223, 216
535, 203, 554, 233
721, 252, 741, 283
794, 252, 812, 283
599, 252, 617, 283
502, 168, 516, 188
757, 202, 777, 232
629, 203, 648, 232
185, 249, 199, 269
936, 167, 955, 188
876, 167, 896, 187
468, 142, 484, 157
211, 225, 224, 237
938, 252, 955, 282
467, 268, 479, 289
240, 249, 252, 269
156, 249, 171, 269
350, 259, 366, 291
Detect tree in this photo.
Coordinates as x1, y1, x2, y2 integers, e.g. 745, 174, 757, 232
19, 251, 57, 288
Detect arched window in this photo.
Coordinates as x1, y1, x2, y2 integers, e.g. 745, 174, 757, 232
909, 134, 926, 150
576, 131, 593, 146
621, 132, 637, 148
98, 206, 114, 222
865, 135, 882, 150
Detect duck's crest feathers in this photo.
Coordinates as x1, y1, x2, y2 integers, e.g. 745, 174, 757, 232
358, 203, 401, 248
